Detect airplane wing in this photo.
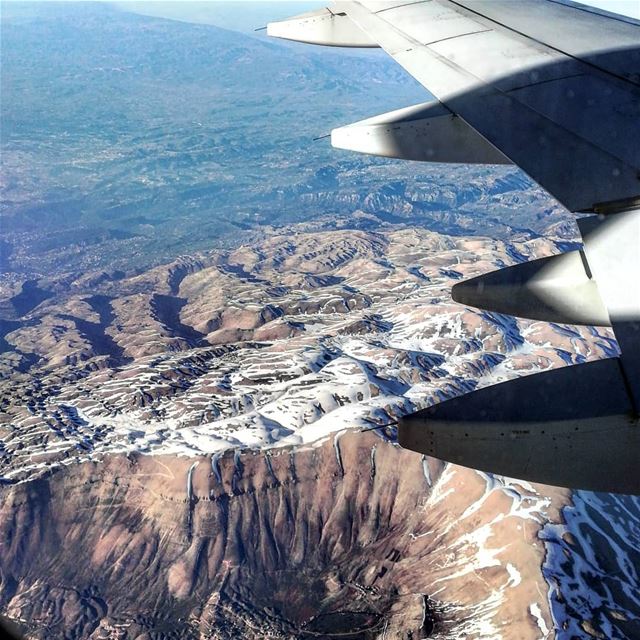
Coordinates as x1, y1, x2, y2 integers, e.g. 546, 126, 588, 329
268, 0, 640, 494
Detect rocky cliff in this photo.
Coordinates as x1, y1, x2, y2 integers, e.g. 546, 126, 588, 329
0, 431, 567, 639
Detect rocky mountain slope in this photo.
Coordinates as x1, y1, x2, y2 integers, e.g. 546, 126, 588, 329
2, 227, 639, 639
0, 227, 616, 482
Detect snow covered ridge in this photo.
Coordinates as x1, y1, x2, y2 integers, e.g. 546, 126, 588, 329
542, 490, 640, 639
0, 227, 617, 482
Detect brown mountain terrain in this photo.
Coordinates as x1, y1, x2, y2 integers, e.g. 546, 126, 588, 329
1, 431, 567, 639
0, 228, 615, 483
1, 227, 638, 639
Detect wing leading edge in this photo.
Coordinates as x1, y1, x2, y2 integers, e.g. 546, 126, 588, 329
268, 0, 640, 494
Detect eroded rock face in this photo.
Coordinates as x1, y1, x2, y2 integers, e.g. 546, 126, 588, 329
0, 432, 565, 640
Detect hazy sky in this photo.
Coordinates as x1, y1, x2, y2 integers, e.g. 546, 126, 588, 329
572, 0, 640, 17
2, 1, 638, 32
110, 2, 322, 32
115, 0, 640, 32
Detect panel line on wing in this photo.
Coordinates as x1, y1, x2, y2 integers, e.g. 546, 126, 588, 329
503, 71, 585, 94
374, 0, 432, 15
617, 357, 639, 416
424, 28, 492, 47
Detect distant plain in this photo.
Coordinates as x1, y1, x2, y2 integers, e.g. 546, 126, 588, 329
1, 1, 571, 284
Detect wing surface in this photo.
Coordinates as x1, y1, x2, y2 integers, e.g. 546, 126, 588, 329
331, 0, 640, 213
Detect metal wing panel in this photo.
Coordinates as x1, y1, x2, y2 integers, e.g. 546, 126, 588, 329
362, 1, 489, 46
267, 1, 640, 493
374, 0, 640, 82
450, 0, 640, 82
427, 29, 569, 86
507, 74, 640, 168
335, 0, 640, 212
398, 358, 640, 495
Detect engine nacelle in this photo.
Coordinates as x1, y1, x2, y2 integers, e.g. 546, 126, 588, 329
331, 101, 511, 164
452, 248, 611, 326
